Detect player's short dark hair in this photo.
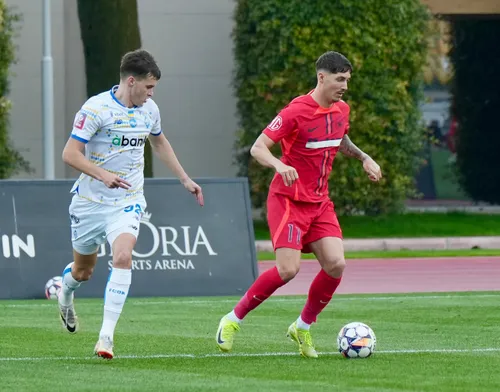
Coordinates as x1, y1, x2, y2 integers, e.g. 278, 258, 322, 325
120, 49, 161, 80
315, 51, 352, 74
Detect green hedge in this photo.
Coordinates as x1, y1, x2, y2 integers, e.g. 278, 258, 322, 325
233, 0, 430, 215
451, 19, 500, 203
0, 2, 31, 178
77, 0, 153, 177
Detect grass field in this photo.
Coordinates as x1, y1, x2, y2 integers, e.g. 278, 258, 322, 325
1, 292, 500, 391
256, 248, 500, 260
253, 212, 500, 240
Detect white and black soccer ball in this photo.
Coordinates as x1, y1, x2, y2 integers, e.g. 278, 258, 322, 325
45, 276, 63, 300
337, 322, 376, 359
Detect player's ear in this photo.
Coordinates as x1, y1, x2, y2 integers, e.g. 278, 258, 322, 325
127, 75, 135, 87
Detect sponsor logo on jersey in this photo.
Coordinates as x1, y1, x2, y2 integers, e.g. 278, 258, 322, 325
111, 135, 147, 147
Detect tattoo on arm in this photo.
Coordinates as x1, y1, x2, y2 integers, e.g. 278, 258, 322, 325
339, 135, 368, 161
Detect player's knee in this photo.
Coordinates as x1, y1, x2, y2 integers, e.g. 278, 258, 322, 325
275, 248, 301, 281
323, 256, 346, 278
112, 249, 133, 269
276, 264, 300, 282
72, 266, 94, 281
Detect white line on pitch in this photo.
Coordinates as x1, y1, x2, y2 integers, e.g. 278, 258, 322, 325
0, 347, 499, 362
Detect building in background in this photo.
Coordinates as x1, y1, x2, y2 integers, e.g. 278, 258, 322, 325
4, 0, 500, 184
5, 0, 238, 180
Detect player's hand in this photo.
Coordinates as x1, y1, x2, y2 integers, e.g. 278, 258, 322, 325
101, 171, 131, 189
362, 157, 382, 182
276, 163, 299, 187
181, 177, 204, 206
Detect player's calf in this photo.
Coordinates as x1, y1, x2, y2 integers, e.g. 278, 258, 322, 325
99, 267, 131, 342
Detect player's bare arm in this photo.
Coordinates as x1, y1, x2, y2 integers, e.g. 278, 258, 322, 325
62, 138, 131, 189
339, 135, 382, 182
339, 134, 369, 161
148, 133, 204, 206
250, 133, 299, 187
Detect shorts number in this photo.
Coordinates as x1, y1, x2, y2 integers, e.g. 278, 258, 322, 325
288, 224, 302, 245
124, 204, 142, 215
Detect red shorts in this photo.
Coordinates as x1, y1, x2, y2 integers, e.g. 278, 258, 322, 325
266, 192, 343, 253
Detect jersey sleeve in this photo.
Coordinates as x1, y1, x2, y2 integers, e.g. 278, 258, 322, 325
150, 109, 162, 136
70, 100, 103, 143
342, 101, 350, 135
262, 105, 297, 143
148, 100, 162, 136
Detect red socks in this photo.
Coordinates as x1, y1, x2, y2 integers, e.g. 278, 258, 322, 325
300, 269, 342, 324
233, 266, 341, 324
234, 266, 286, 319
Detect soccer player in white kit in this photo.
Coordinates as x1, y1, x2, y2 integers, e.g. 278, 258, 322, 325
59, 49, 203, 359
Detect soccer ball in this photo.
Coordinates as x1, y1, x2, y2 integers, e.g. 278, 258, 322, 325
45, 276, 63, 300
337, 322, 376, 359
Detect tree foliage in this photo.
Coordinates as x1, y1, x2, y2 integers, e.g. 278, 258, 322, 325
233, 0, 430, 215
0, 1, 31, 178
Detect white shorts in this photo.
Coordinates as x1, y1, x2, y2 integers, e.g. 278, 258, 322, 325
69, 196, 147, 255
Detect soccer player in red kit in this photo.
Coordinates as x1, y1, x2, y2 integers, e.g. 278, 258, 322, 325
216, 51, 382, 358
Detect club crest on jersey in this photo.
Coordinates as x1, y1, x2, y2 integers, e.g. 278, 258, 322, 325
129, 118, 137, 128
74, 113, 87, 129
141, 112, 151, 129
267, 115, 282, 131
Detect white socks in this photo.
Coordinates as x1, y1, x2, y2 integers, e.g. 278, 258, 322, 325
225, 310, 242, 324
60, 262, 81, 306
296, 316, 311, 330
99, 268, 132, 341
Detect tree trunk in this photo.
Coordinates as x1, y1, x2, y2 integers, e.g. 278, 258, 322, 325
77, 0, 153, 177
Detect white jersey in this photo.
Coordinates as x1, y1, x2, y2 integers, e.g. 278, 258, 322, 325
69, 85, 162, 206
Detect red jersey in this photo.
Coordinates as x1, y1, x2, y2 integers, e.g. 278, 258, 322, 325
262, 92, 350, 203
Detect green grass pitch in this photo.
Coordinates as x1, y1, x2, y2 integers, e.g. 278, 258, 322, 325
1, 292, 500, 391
